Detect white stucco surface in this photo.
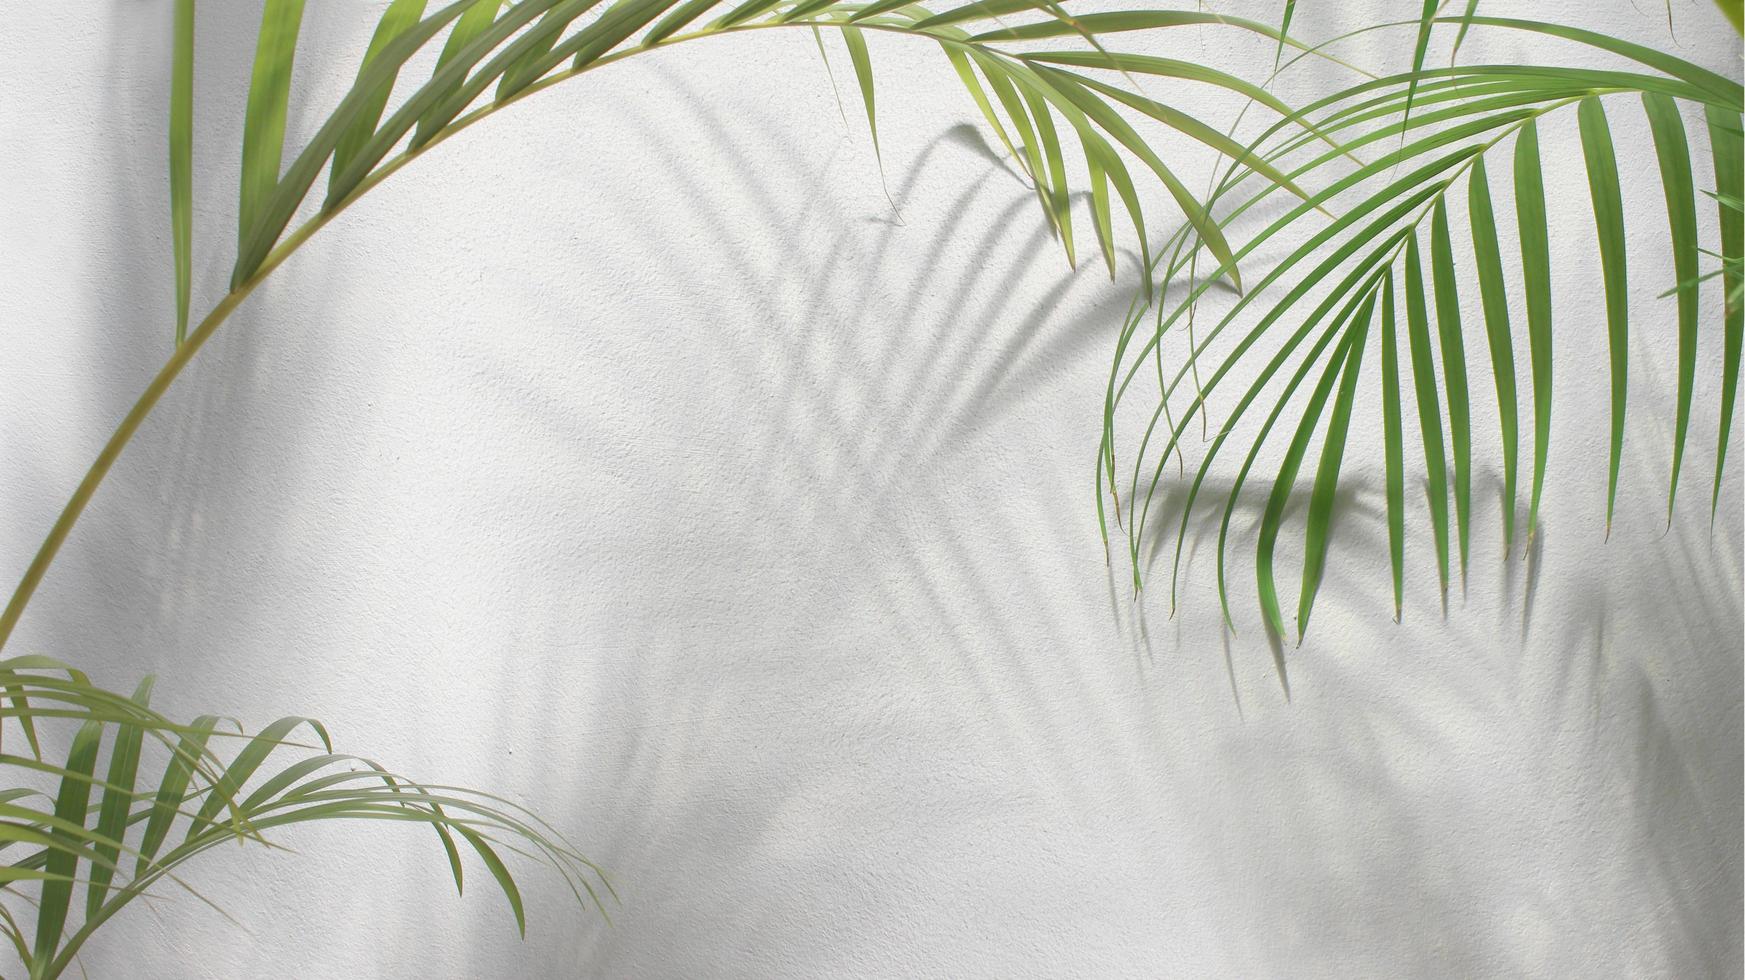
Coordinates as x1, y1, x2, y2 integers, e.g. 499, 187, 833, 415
1, 2, 1740, 977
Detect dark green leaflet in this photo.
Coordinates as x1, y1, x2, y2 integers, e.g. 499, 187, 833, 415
281, 1, 500, 239
1514, 120, 1551, 545
976, 49, 1046, 190
914, 1, 1071, 30
1403, 236, 1450, 595
1430, 197, 1472, 575
1643, 92, 1698, 521
497, 6, 573, 101
331, 0, 429, 182
170, 0, 194, 345
1403, 0, 1436, 137
969, 10, 1296, 47
32, 720, 103, 972
1577, 97, 1628, 533
785, 0, 845, 20
461, 826, 525, 934
412, 0, 507, 148
1298, 288, 1378, 640
840, 24, 903, 215
1380, 274, 1406, 619
941, 46, 1026, 177
1203, 226, 1418, 624
1117, 142, 1506, 605
84, 677, 155, 920
1468, 156, 1519, 551
1087, 147, 1116, 277
1001, 60, 1156, 276
568, 0, 682, 70
1050, 69, 1313, 204
188, 716, 330, 836
1450, 0, 1482, 63
1258, 289, 1376, 639
1021, 85, 1076, 265
714, 0, 784, 28
1273, 0, 1295, 74
647, 0, 719, 43
851, 0, 928, 22
1706, 105, 1743, 518
136, 715, 221, 877
1444, 17, 1740, 108
842, 25, 875, 155
1022, 63, 1241, 290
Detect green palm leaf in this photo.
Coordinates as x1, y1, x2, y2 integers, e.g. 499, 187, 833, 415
1514, 120, 1552, 545
1098, 12, 1741, 636
1402, 236, 1450, 598
1578, 96, 1629, 534
1379, 273, 1406, 620
1297, 286, 1375, 640
0, 659, 603, 979
1429, 196, 1473, 577
1709, 105, 1744, 518
237, 0, 306, 257
1644, 91, 1700, 522
169, 0, 195, 346
331, 0, 429, 182
1467, 155, 1520, 551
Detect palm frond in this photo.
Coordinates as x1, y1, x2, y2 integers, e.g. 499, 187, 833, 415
0, 657, 604, 979
1103, 14, 1743, 639
168, 0, 195, 346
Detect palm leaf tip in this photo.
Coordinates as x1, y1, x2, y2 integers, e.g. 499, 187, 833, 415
1467, 155, 1519, 553
235, 0, 307, 278
1577, 97, 1628, 536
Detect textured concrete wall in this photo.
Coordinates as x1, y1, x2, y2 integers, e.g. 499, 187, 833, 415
0, 1, 1739, 976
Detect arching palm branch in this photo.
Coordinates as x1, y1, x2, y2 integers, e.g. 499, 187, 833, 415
3, 0, 1339, 652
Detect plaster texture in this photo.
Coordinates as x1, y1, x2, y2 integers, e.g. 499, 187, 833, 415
0, 2, 1739, 976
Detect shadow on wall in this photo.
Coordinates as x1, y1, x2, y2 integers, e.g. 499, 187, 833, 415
17, 23, 1740, 978
444, 68, 1734, 978
22, 0, 354, 678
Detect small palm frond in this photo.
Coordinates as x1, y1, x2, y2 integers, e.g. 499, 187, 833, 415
1102, 14, 1743, 641
0, 656, 604, 980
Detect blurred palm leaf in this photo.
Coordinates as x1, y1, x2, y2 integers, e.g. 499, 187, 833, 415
0, 657, 605, 979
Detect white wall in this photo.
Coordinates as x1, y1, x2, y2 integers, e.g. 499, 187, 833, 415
0, 2, 1739, 977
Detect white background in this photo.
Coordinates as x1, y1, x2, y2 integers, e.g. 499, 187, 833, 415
1, 2, 1739, 977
